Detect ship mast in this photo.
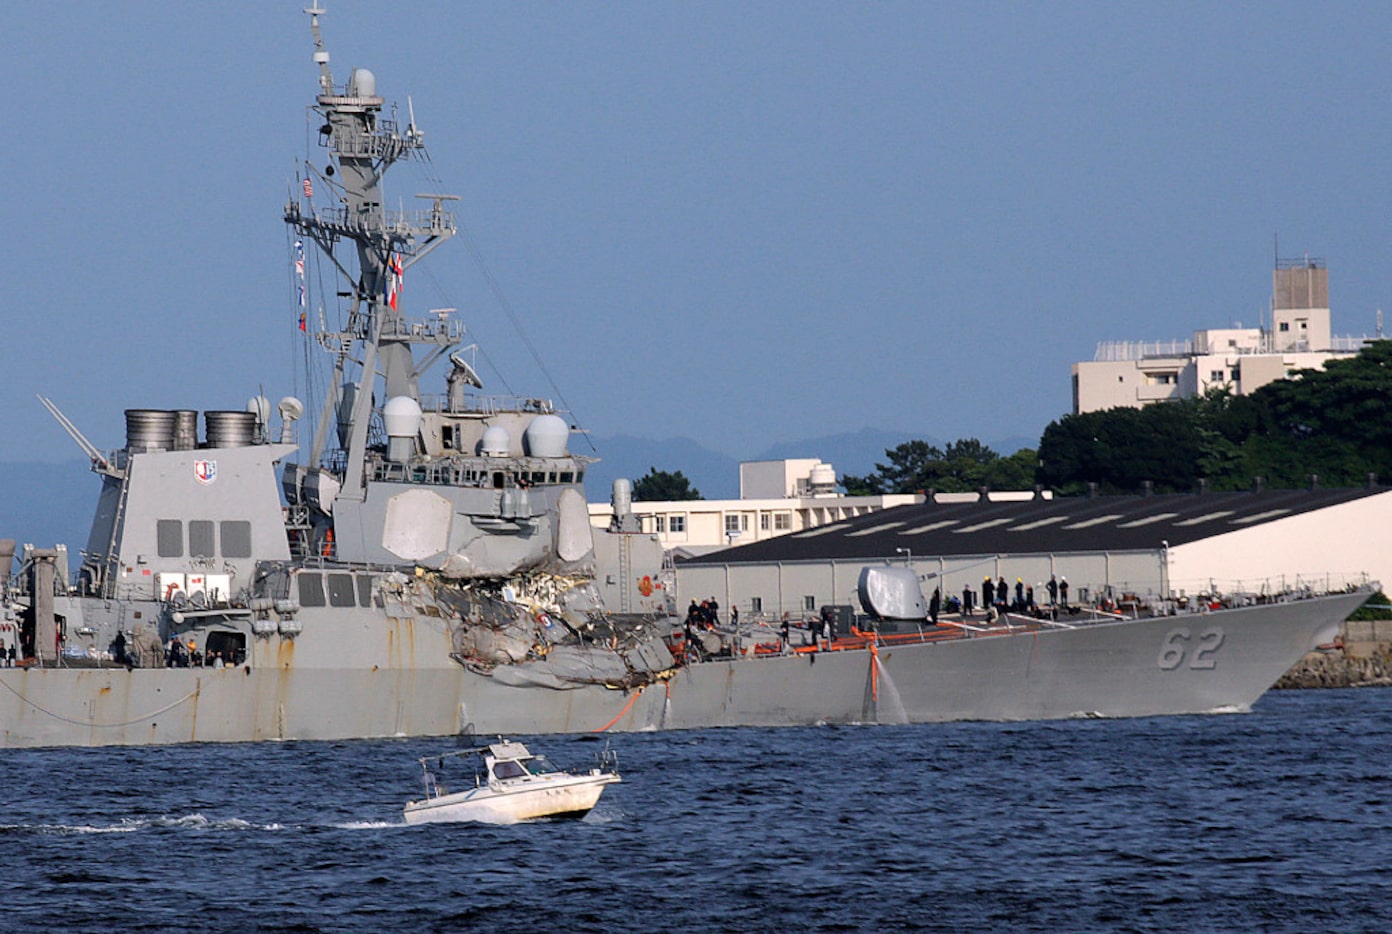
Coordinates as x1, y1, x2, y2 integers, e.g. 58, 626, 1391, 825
285, 5, 458, 502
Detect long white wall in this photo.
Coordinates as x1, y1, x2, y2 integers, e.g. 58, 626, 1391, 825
1166, 492, 1392, 597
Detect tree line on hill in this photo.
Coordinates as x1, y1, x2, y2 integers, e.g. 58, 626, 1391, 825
847, 339, 1392, 497
628, 342, 1392, 500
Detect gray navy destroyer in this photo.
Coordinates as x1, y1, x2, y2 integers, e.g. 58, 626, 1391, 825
0, 8, 1371, 748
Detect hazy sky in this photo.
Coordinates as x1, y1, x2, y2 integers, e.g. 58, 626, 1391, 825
4, 1, 1389, 465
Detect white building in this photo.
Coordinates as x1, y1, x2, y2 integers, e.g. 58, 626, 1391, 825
588, 459, 920, 557
1073, 259, 1371, 414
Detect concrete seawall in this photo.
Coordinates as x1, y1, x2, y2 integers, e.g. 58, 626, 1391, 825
1275, 619, 1392, 689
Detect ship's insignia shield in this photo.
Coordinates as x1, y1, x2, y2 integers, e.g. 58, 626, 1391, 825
194, 460, 218, 485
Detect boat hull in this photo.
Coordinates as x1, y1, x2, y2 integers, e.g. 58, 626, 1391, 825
0, 591, 1362, 748
403, 773, 619, 824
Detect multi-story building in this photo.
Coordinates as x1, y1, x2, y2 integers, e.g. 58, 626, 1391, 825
588, 459, 920, 557
1072, 259, 1371, 414
589, 458, 1053, 559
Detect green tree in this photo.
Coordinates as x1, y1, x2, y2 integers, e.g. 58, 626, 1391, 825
632, 467, 702, 501
842, 438, 1038, 495
1192, 387, 1255, 490
842, 440, 940, 494
1347, 590, 1392, 621
1236, 340, 1392, 487
989, 447, 1040, 490
1037, 401, 1203, 494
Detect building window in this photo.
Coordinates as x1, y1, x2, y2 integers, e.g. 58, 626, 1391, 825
1210, 370, 1225, 382
774, 513, 791, 531
1279, 322, 1290, 332
726, 514, 748, 534
669, 515, 685, 533
750, 597, 762, 614
759, 513, 770, 531
654, 515, 666, 533
803, 595, 816, 612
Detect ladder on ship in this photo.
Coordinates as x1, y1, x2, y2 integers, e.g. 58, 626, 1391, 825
617, 534, 632, 614
100, 471, 133, 599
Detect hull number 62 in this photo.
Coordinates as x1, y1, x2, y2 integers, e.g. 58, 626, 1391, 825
1157, 627, 1226, 670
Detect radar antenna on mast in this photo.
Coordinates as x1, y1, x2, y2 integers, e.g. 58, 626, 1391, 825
305, 5, 334, 92
449, 352, 484, 389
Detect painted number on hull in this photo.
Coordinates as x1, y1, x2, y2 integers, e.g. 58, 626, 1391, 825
1157, 627, 1226, 671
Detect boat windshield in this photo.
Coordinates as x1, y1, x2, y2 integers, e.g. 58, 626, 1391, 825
492, 760, 527, 779
526, 756, 559, 775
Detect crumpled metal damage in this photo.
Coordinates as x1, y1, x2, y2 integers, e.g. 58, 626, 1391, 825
422, 570, 680, 689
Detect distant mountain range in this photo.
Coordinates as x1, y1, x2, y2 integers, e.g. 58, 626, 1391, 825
0, 430, 1041, 554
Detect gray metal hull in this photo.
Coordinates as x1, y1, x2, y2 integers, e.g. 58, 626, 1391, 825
0, 591, 1360, 748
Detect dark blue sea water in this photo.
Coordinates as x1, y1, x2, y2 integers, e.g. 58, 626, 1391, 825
2, 688, 1389, 933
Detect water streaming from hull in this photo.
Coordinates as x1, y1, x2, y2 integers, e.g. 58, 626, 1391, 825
873, 655, 909, 724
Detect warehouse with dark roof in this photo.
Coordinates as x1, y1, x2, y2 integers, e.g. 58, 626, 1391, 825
674, 485, 1388, 620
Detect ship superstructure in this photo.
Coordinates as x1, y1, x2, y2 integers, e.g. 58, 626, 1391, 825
281, 7, 595, 581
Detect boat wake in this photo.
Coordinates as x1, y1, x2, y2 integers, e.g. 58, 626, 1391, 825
1205, 704, 1252, 716
1, 813, 287, 835
5, 812, 618, 835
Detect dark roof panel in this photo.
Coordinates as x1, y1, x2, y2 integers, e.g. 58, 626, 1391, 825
680, 487, 1383, 565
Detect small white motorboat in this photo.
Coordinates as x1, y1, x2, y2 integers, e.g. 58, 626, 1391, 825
403, 738, 620, 825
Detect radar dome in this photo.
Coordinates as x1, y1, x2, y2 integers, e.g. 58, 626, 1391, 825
276, 396, 304, 444
278, 396, 305, 421
348, 68, 376, 97
246, 395, 271, 424
523, 414, 569, 457
382, 395, 423, 438
383, 396, 422, 463
480, 425, 510, 457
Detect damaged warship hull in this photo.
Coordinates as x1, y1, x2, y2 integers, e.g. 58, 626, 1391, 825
0, 585, 1367, 748
0, 8, 1371, 748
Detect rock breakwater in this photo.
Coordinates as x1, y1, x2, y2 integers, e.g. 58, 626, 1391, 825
1276, 619, 1392, 689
